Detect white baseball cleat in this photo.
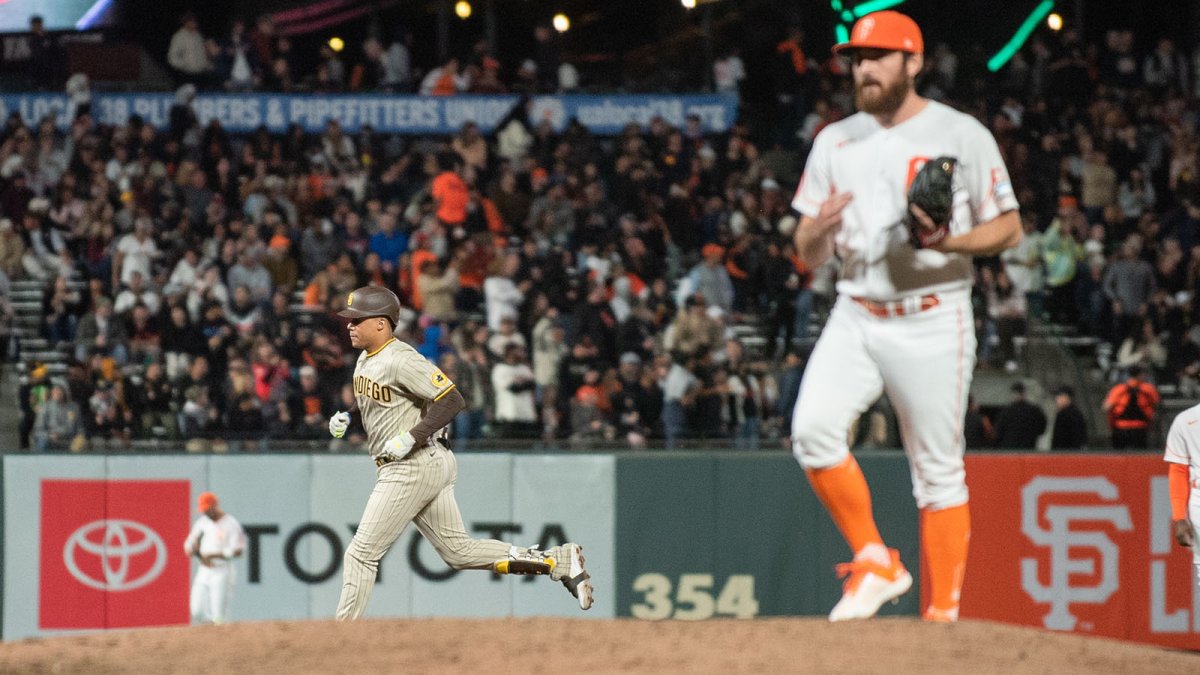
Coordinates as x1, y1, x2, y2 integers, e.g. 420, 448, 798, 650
494, 546, 554, 576
828, 548, 912, 622
558, 543, 594, 610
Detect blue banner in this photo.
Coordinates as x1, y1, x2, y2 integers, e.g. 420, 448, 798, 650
0, 93, 738, 135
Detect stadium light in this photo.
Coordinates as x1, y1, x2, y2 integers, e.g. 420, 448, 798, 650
681, 0, 697, 8
327, 36, 345, 53
552, 13, 570, 32
455, 1, 472, 19
1047, 12, 1063, 31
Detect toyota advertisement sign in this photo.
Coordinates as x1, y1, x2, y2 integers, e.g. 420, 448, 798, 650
39, 480, 190, 629
2, 455, 615, 640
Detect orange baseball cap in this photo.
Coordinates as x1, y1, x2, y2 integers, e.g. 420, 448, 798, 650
833, 11, 923, 55
197, 492, 218, 511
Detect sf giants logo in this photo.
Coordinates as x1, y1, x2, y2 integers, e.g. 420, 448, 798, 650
1020, 477, 1133, 630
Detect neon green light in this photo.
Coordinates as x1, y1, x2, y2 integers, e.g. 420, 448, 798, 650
851, 0, 907, 17
831, 0, 908, 45
987, 0, 1055, 71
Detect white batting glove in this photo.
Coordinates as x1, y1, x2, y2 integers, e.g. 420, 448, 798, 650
384, 432, 416, 457
328, 411, 351, 438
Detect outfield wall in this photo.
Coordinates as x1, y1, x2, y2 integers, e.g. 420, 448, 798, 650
2, 452, 1196, 650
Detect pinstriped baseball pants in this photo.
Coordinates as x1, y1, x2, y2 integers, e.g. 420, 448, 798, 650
336, 443, 513, 620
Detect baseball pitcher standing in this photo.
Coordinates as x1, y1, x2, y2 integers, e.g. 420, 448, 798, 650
330, 286, 593, 620
790, 11, 1021, 622
184, 492, 246, 624
1164, 403, 1200, 588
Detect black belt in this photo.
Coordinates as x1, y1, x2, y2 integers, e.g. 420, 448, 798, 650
375, 437, 451, 467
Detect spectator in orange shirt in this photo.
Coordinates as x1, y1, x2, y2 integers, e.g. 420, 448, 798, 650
1103, 365, 1161, 449
429, 57, 462, 95
432, 151, 469, 230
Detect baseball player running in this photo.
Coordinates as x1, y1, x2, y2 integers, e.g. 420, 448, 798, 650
790, 11, 1021, 622
184, 491, 247, 624
329, 286, 593, 620
1164, 403, 1200, 588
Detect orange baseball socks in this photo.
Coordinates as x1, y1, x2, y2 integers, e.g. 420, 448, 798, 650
806, 455, 891, 567
920, 503, 970, 621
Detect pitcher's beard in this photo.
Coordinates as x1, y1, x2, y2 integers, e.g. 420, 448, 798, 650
855, 77, 911, 115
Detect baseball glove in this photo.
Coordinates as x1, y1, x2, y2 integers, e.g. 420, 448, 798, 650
906, 156, 957, 249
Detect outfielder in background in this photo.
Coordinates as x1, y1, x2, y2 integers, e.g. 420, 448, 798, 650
328, 286, 593, 620
790, 11, 1021, 622
184, 491, 247, 624
1164, 403, 1200, 587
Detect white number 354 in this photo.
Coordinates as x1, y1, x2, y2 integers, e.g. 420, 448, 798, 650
631, 573, 759, 620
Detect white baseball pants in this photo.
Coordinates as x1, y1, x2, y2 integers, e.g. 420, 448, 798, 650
190, 564, 235, 624
792, 291, 975, 510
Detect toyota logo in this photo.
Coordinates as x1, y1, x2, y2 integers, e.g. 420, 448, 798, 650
63, 519, 168, 591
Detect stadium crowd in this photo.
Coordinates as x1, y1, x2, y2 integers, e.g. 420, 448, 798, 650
3, 21, 1200, 452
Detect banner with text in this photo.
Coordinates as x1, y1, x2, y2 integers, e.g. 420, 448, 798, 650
961, 454, 1199, 650
0, 93, 738, 135
2, 454, 615, 640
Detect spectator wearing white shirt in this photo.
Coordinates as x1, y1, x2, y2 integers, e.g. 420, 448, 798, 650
20, 212, 67, 281
113, 271, 162, 316
165, 249, 202, 297
713, 48, 746, 96
490, 344, 539, 438
114, 218, 159, 287
167, 12, 212, 86
187, 265, 230, 322
487, 314, 527, 359
484, 253, 528, 331
662, 351, 701, 449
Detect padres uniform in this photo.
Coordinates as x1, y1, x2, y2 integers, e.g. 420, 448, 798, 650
1164, 403, 1200, 583
333, 286, 592, 619
184, 495, 246, 624
790, 10, 1020, 622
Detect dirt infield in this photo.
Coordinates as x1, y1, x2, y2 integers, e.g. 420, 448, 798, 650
0, 617, 1195, 674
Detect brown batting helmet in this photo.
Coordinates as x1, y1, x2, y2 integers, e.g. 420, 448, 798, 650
337, 286, 401, 325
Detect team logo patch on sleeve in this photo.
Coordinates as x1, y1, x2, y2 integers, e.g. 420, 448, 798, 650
431, 370, 448, 387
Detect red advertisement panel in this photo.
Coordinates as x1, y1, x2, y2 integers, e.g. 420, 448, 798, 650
39, 480, 191, 630
961, 455, 1198, 650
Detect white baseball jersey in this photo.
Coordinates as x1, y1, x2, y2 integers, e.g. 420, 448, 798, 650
791, 100, 1019, 301
183, 513, 246, 564
1164, 403, 1200, 565
352, 338, 455, 458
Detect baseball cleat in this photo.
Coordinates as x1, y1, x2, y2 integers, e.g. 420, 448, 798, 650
558, 543, 594, 610
828, 548, 912, 622
493, 546, 555, 576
